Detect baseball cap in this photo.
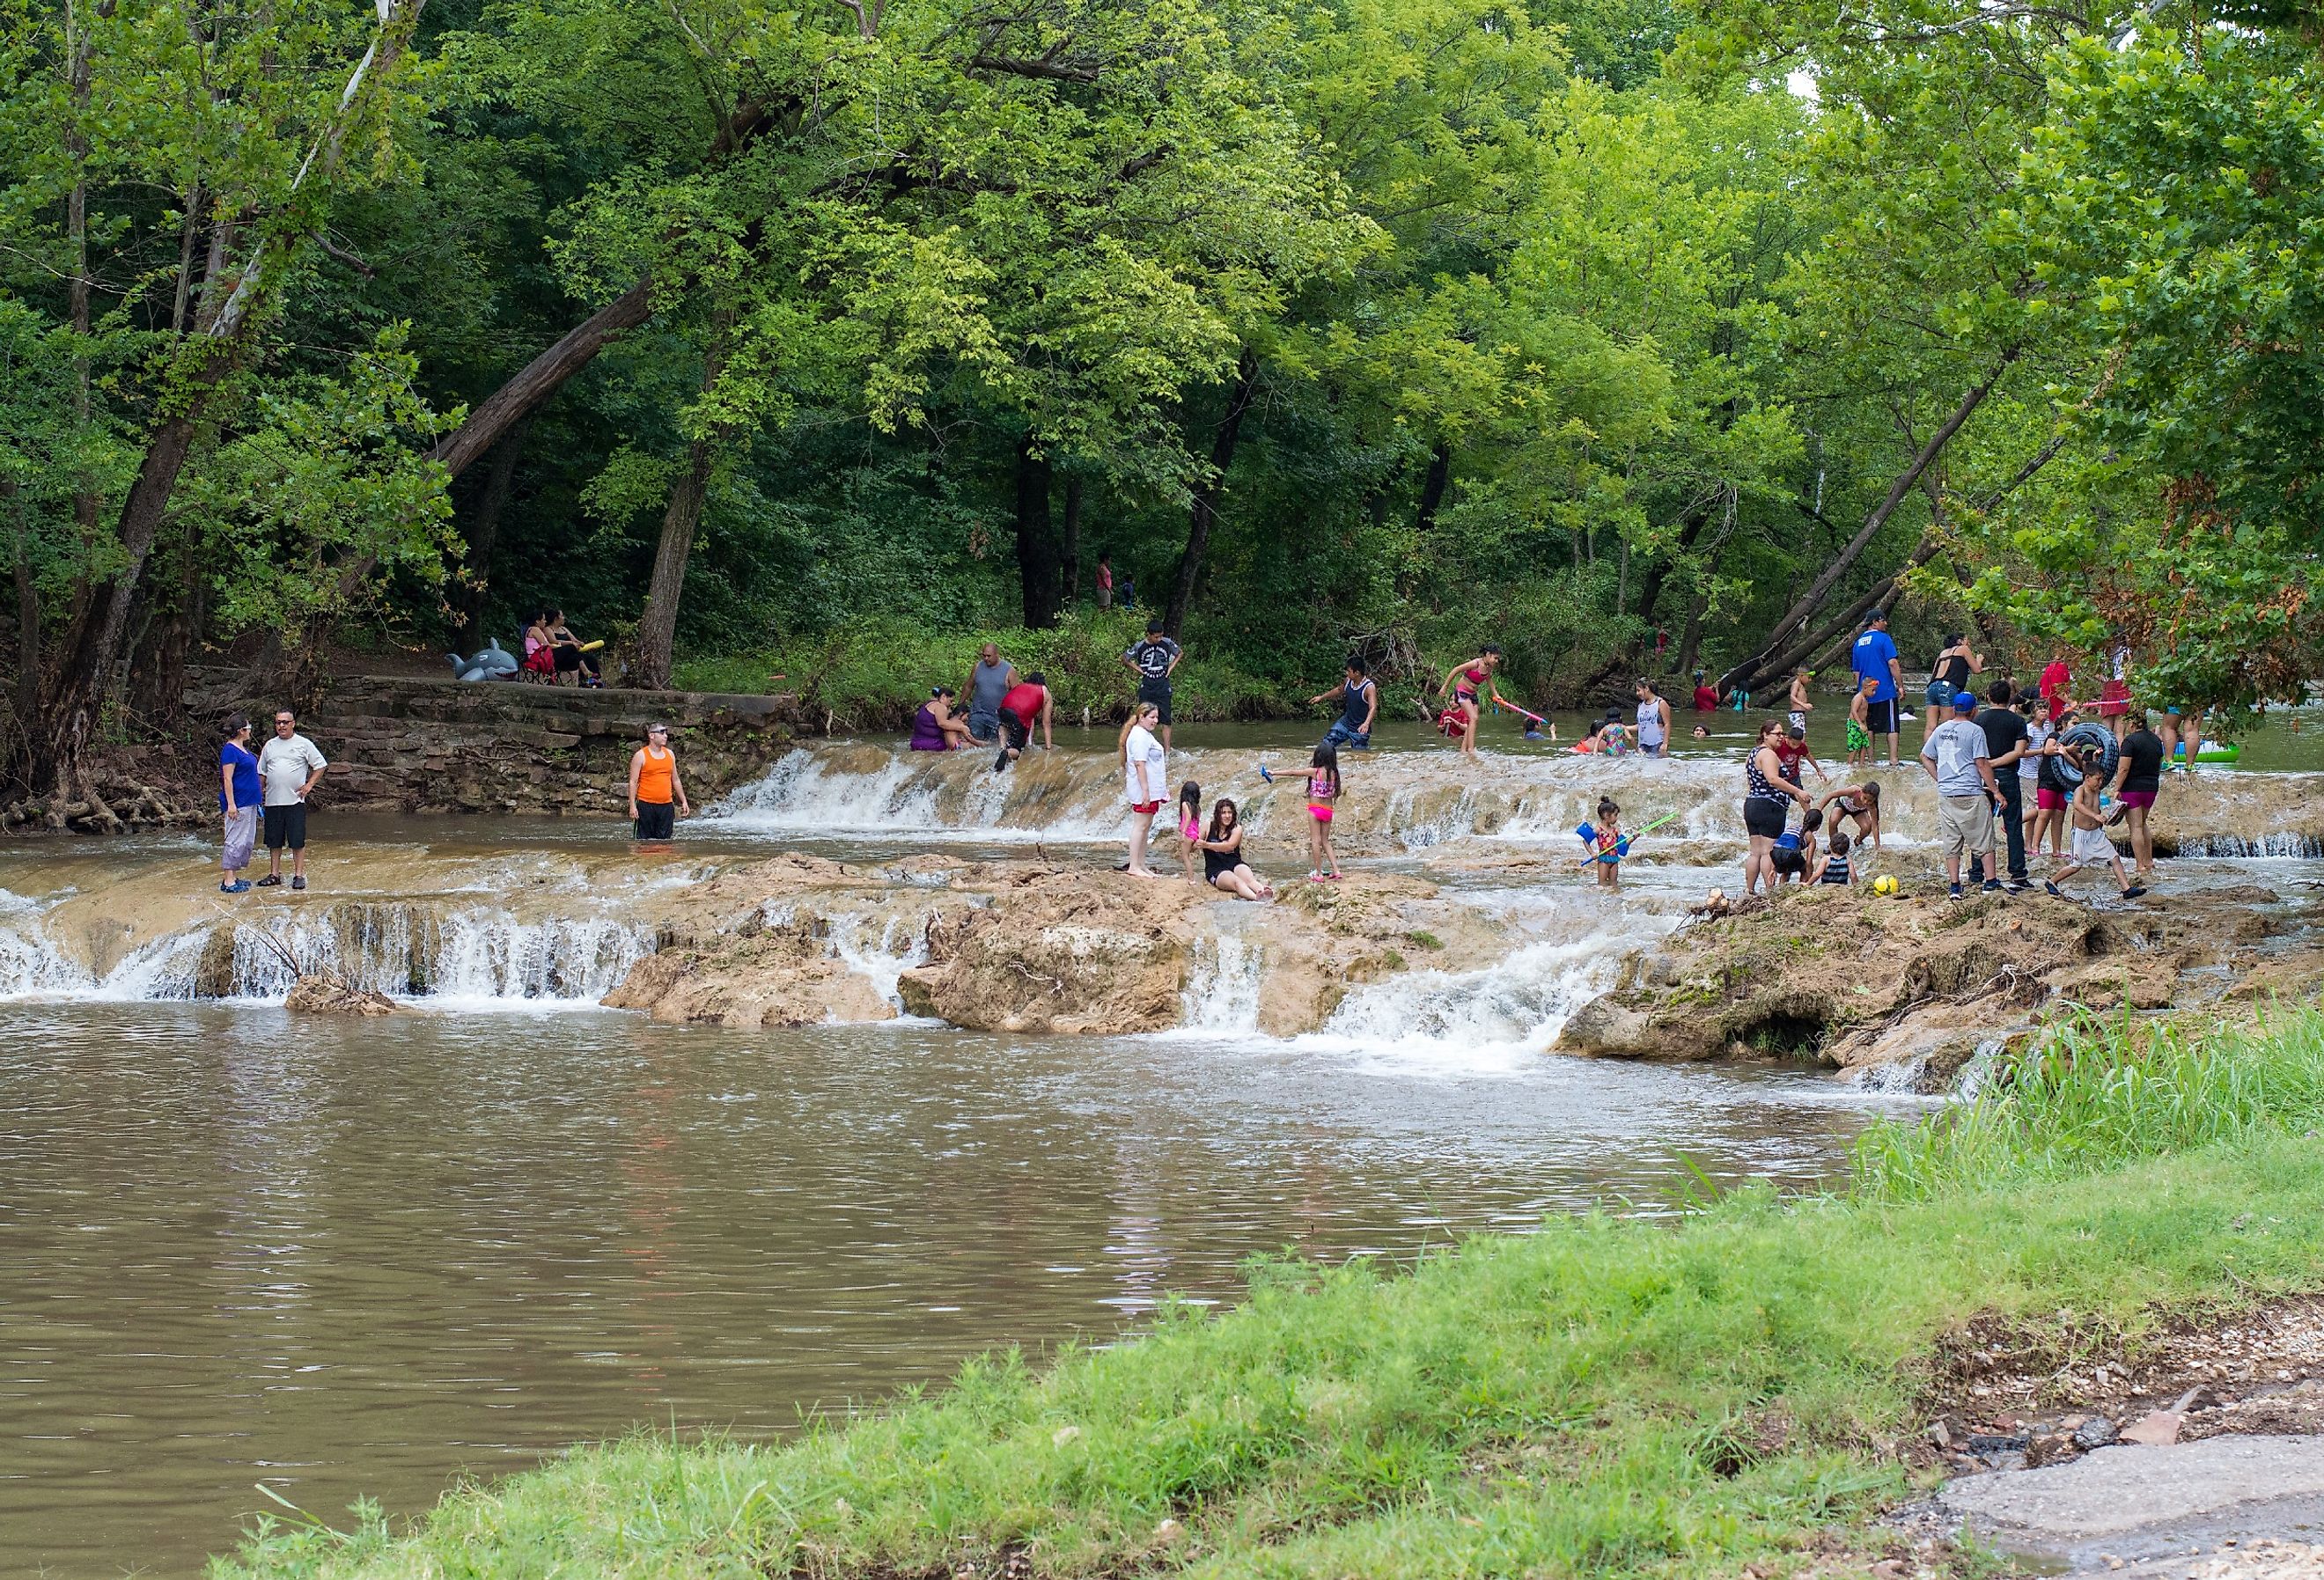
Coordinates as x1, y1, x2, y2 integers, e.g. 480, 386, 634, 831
1953, 691, 1979, 711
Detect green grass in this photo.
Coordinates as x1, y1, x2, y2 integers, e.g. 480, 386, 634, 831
672, 609, 1405, 729
216, 1011, 2324, 1580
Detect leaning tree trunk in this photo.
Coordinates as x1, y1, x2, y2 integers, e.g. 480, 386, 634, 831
1717, 351, 2019, 699
1014, 438, 1061, 630
1164, 348, 1260, 639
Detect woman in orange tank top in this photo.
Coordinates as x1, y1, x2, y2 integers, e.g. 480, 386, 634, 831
628, 724, 689, 842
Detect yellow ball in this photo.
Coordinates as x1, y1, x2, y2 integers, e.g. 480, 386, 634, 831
1872, 874, 1899, 897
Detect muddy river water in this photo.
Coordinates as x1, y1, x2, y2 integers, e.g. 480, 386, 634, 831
5, 712, 2321, 1576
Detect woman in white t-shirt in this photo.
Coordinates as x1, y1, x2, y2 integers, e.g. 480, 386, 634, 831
1120, 701, 1167, 878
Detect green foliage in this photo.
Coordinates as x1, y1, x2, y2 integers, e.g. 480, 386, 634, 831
216, 1009, 2324, 1580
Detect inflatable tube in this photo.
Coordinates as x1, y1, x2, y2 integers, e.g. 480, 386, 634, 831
2051, 721, 2121, 788
2170, 742, 2239, 762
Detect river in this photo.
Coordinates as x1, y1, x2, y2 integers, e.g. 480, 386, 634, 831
4, 708, 2320, 1576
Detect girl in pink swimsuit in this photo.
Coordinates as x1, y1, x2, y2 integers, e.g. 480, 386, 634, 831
1302, 743, 1343, 880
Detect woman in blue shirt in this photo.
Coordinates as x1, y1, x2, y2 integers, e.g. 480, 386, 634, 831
218, 714, 261, 893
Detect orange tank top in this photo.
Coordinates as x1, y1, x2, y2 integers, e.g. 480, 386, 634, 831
636, 745, 675, 803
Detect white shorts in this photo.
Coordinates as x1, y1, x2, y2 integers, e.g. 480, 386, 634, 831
2070, 824, 2118, 864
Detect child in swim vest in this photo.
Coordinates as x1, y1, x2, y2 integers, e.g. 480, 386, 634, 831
1592, 797, 1624, 891
1302, 742, 1342, 881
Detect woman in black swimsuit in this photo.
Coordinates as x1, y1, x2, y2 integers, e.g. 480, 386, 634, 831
1197, 799, 1273, 900
1923, 634, 1981, 750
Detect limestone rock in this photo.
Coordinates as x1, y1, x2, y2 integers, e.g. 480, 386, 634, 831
283, 974, 398, 1016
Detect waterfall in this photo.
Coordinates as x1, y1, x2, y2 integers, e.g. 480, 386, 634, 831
0, 900, 650, 1007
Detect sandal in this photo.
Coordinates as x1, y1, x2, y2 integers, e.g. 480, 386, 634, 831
254, 875, 282, 887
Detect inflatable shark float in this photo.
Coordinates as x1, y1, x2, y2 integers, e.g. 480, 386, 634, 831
447, 638, 519, 682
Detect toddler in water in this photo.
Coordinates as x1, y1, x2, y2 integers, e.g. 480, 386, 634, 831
1175, 781, 1202, 883
1303, 743, 1342, 881
1816, 827, 1854, 886
1592, 797, 1624, 890
1770, 807, 1823, 884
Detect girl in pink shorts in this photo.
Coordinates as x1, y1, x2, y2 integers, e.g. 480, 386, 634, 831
1303, 742, 1343, 881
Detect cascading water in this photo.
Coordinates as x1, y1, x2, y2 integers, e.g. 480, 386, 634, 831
0, 898, 650, 1007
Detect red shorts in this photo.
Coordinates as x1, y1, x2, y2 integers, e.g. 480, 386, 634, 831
2118, 790, 2157, 809
1130, 800, 1162, 815
2037, 787, 2067, 811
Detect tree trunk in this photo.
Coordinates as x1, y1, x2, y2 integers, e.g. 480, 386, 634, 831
1164, 347, 1260, 639
1414, 440, 1451, 533
426, 279, 655, 479
455, 416, 529, 648
1057, 474, 1084, 610
1633, 492, 1717, 634
1014, 437, 1061, 630
1717, 352, 2017, 698
633, 320, 733, 689
5, 477, 38, 736
1745, 534, 1945, 695
633, 444, 714, 689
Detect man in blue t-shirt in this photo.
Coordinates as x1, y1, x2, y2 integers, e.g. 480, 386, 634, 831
1850, 609, 1906, 768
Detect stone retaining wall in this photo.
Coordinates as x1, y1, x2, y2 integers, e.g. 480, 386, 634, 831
190, 672, 797, 817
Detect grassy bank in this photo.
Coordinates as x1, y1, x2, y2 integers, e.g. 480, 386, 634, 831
217, 1010, 2324, 1579
672, 611, 1429, 731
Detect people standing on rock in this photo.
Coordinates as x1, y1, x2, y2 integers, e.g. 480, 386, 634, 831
2159, 703, 2208, 770
1122, 615, 1184, 750
255, 709, 328, 890
1120, 701, 1167, 878
1850, 610, 1906, 767
1096, 552, 1114, 611
910, 687, 974, 751
964, 643, 1019, 743
2112, 710, 2166, 881
546, 608, 600, 687
628, 723, 689, 843
1312, 655, 1378, 751
1816, 779, 1883, 852
1635, 679, 1672, 759
2019, 694, 2055, 863
993, 671, 1053, 771
2047, 746, 2146, 901
2097, 643, 2134, 737
2032, 706, 2076, 864
1300, 741, 1343, 882
1923, 633, 1982, 751
1786, 667, 1813, 736
1972, 679, 2033, 893
1438, 645, 1503, 758
1920, 690, 2002, 901
1742, 719, 1812, 894
1174, 781, 1203, 882
1197, 798, 1274, 900
217, 714, 260, 894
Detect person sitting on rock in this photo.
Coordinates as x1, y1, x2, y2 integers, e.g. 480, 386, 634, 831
1196, 797, 1273, 900
1815, 827, 1854, 886
910, 687, 974, 751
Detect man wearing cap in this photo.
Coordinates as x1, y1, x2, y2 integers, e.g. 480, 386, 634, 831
1921, 689, 2002, 900
1850, 609, 1906, 768
627, 722, 689, 844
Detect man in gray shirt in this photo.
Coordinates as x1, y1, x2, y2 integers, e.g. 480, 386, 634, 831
963, 643, 1017, 743
1920, 690, 2000, 901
